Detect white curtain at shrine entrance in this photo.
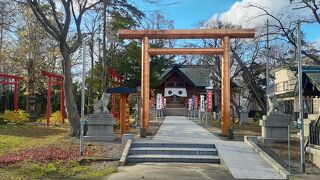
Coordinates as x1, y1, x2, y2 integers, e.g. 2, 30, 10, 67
164, 88, 187, 97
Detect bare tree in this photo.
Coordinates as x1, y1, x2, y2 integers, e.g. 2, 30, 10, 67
26, 0, 101, 136
291, 0, 320, 23
84, 7, 102, 114
0, 0, 17, 70
250, 4, 320, 64
196, 20, 268, 114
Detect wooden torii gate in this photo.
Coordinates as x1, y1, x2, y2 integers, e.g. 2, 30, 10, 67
118, 29, 255, 136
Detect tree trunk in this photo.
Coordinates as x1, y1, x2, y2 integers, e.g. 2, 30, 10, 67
231, 48, 267, 113
88, 34, 94, 114
60, 44, 80, 136
231, 98, 240, 118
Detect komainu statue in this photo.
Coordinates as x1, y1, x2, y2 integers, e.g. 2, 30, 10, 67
267, 93, 285, 115
93, 93, 111, 114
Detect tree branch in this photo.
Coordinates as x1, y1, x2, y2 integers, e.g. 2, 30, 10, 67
27, 0, 59, 40
48, 0, 63, 33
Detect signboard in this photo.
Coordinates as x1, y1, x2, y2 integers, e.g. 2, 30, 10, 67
188, 99, 192, 111
156, 94, 162, 110
200, 95, 205, 112
162, 98, 166, 109
194, 96, 198, 110
151, 89, 155, 108
191, 96, 195, 110
207, 90, 213, 112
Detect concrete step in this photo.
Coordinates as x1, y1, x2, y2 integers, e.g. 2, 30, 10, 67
130, 147, 218, 155
131, 142, 215, 148
126, 154, 220, 163
166, 104, 185, 108
164, 108, 186, 116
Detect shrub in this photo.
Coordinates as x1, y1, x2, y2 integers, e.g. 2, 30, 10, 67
50, 111, 68, 125
253, 111, 262, 121
3, 110, 30, 125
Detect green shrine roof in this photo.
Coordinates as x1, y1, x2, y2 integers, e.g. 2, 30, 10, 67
306, 73, 320, 92
158, 65, 211, 87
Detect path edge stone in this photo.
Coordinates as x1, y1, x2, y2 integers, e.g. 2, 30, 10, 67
119, 139, 132, 166
244, 136, 290, 180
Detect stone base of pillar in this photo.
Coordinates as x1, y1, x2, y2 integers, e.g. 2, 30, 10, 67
259, 113, 291, 145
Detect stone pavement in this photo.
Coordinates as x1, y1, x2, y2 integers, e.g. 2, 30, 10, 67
106, 163, 234, 180
145, 116, 283, 179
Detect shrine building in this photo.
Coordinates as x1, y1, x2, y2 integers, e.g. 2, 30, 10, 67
156, 64, 212, 115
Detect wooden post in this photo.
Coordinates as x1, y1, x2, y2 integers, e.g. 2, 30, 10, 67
142, 36, 150, 131
120, 94, 126, 134
221, 36, 230, 136
46, 78, 51, 127
61, 82, 65, 124
126, 96, 130, 132
111, 94, 115, 115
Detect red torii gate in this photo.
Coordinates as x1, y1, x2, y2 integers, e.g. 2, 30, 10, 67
108, 68, 124, 117
42, 71, 65, 127
0, 73, 23, 111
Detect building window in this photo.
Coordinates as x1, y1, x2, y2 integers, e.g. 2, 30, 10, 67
165, 81, 185, 88
166, 82, 175, 87
176, 82, 184, 87
283, 81, 288, 91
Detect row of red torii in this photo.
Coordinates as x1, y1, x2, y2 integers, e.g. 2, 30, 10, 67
0, 69, 124, 127
0, 71, 64, 126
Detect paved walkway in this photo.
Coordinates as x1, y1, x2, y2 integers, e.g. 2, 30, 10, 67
148, 116, 283, 179
106, 163, 234, 180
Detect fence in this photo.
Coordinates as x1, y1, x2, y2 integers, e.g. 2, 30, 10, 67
309, 117, 320, 146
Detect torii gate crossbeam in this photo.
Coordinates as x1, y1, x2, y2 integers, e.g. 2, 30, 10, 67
118, 29, 255, 136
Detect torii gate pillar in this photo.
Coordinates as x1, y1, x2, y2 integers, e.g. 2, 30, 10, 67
221, 36, 231, 135
141, 36, 150, 130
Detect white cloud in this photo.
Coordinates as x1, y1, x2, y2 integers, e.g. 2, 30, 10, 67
206, 0, 314, 29
314, 38, 320, 49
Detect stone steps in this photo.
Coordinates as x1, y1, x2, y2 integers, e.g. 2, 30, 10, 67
166, 103, 185, 108
131, 142, 215, 148
126, 154, 220, 163
130, 147, 218, 155
127, 142, 220, 164
164, 108, 187, 116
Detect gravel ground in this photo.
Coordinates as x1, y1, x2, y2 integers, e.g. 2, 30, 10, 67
257, 141, 320, 175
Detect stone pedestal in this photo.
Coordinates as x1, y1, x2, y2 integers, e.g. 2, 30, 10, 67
259, 113, 291, 144
84, 113, 116, 142
26, 94, 38, 121
306, 145, 320, 168
240, 110, 248, 124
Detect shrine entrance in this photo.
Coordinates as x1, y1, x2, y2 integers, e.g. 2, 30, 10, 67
118, 29, 255, 136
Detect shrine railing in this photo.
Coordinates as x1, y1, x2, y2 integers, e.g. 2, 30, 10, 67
309, 115, 320, 146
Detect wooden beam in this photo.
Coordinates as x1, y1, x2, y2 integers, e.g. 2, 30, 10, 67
42, 71, 64, 80
0, 73, 23, 80
118, 29, 255, 39
148, 48, 224, 55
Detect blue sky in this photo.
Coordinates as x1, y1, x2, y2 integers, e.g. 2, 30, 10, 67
134, 0, 320, 42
